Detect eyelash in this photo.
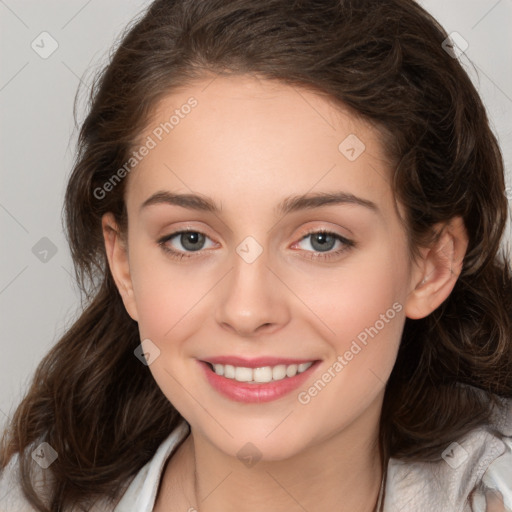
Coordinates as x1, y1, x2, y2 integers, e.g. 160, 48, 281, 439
157, 228, 355, 262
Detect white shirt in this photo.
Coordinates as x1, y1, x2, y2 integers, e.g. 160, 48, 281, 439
1, 398, 511, 511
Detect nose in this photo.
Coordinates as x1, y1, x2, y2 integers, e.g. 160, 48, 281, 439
214, 246, 291, 338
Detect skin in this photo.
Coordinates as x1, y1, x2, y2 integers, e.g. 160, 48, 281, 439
102, 74, 468, 512
484, 490, 507, 512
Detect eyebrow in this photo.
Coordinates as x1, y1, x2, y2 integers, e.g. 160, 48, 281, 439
140, 190, 379, 216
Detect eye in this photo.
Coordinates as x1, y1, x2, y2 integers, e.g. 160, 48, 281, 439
157, 228, 355, 262
291, 229, 355, 261
157, 229, 217, 260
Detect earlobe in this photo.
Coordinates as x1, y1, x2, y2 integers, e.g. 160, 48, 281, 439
404, 216, 468, 320
101, 213, 139, 322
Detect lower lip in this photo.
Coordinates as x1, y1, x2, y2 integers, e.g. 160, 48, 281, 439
198, 360, 320, 403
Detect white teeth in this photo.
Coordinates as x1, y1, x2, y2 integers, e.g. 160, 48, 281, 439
286, 364, 298, 377
272, 365, 287, 380
209, 361, 314, 383
224, 364, 235, 379
235, 367, 253, 382
253, 366, 273, 383
298, 362, 312, 372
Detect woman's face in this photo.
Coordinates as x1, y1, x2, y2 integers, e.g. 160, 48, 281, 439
107, 75, 422, 460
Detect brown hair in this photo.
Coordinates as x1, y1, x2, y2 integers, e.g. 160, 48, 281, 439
1, 0, 511, 510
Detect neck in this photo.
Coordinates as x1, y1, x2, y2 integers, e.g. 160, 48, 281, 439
157, 396, 385, 512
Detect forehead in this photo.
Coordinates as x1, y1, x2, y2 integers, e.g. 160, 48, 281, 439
125, 75, 394, 217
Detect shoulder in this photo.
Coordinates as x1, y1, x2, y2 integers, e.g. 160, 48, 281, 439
0, 421, 191, 512
384, 393, 512, 512
470, 430, 512, 512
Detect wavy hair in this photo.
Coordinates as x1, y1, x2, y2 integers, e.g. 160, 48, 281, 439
1, 0, 511, 510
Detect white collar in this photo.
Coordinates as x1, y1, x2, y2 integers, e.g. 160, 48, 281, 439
114, 420, 190, 512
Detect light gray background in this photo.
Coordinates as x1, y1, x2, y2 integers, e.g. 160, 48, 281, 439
1, 0, 511, 431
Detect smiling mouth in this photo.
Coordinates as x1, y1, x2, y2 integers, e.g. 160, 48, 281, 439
204, 361, 315, 384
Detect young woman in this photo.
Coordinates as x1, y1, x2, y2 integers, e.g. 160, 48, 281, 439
1, 1, 511, 511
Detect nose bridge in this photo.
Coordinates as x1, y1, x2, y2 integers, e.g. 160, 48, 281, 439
214, 234, 289, 336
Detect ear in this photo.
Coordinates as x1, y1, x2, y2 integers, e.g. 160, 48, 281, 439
404, 216, 468, 319
101, 212, 139, 322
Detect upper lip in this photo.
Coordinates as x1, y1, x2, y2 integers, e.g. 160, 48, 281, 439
201, 356, 318, 368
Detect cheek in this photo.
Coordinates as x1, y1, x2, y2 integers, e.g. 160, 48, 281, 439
127, 249, 209, 413
294, 301, 405, 444
128, 243, 212, 341
336, 261, 404, 350
332, 247, 406, 369
289, 240, 406, 345
292, 244, 407, 408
